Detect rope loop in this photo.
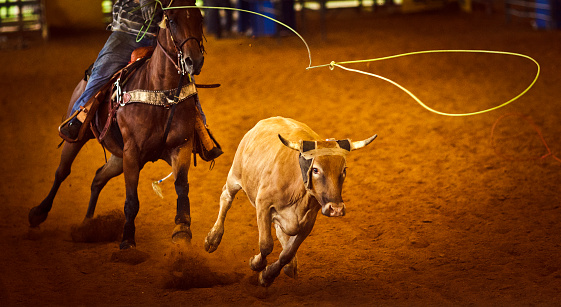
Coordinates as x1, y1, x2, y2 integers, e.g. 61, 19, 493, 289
313, 50, 540, 117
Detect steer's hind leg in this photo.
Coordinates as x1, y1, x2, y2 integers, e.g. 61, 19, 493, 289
275, 223, 298, 279
204, 177, 241, 253
85, 155, 123, 219
29, 140, 87, 227
170, 144, 193, 243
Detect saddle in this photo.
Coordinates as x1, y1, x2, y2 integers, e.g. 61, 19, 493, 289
61, 46, 222, 162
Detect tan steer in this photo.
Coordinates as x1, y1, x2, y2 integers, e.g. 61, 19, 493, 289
204, 117, 376, 286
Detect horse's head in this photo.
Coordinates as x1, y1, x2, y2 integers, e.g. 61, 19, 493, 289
159, 0, 205, 76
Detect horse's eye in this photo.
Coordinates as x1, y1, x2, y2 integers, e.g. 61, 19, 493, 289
312, 168, 319, 174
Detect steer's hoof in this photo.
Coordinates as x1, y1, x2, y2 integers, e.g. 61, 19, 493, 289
28, 206, 48, 228
258, 271, 273, 287
283, 263, 298, 279
249, 255, 267, 272
172, 224, 192, 243
204, 228, 223, 253
119, 239, 136, 250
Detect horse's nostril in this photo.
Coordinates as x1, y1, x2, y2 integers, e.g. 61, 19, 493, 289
185, 57, 193, 67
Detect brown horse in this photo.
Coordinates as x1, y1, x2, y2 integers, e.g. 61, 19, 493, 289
28, 0, 206, 249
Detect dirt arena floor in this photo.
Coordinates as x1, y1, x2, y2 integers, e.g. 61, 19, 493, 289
1, 6, 561, 306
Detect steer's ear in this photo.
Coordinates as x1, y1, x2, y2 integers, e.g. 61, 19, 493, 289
278, 134, 301, 151
350, 134, 378, 150
336, 139, 352, 151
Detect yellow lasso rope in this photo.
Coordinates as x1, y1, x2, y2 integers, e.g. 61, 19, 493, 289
165, 5, 539, 117
308, 50, 540, 117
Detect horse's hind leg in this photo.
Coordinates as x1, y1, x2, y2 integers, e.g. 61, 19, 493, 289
85, 155, 123, 219
170, 144, 193, 243
29, 140, 86, 227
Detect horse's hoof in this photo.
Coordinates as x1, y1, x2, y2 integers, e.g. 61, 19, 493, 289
119, 239, 136, 250
28, 206, 48, 228
171, 224, 192, 243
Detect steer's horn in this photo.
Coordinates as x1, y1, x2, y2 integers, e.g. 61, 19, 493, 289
350, 134, 378, 150
278, 134, 301, 151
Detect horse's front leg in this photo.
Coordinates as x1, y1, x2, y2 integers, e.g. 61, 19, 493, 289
29, 140, 86, 227
120, 147, 141, 250
170, 143, 193, 243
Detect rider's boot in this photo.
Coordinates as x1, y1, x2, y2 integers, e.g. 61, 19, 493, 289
58, 111, 82, 142
194, 113, 223, 161
58, 108, 88, 142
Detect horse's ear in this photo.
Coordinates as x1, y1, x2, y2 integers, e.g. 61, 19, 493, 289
159, 17, 167, 29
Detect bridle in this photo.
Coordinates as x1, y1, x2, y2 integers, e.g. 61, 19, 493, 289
154, 2, 206, 146
156, 5, 205, 76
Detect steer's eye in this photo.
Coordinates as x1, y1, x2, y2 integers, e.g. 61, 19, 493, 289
312, 168, 319, 174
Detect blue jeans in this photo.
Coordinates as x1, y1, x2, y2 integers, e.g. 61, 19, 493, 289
71, 31, 156, 114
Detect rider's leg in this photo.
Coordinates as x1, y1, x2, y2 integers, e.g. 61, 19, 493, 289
60, 31, 155, 140
193, 95, 223, 161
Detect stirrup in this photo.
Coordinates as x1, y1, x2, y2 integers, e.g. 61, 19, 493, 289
58, 109, 81, 130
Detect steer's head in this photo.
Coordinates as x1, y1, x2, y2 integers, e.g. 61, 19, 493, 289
278, 134, 377, 217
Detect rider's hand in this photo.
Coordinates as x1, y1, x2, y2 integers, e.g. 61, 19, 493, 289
139, 0, 155, 22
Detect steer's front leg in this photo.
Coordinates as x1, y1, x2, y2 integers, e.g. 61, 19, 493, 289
250, 203, 274, 272
259, 210, 318, 287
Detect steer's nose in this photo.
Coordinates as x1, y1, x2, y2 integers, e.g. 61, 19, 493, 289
323, 202, 346, 217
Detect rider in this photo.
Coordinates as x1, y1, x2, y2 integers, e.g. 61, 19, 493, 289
59, 0, 222, 161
